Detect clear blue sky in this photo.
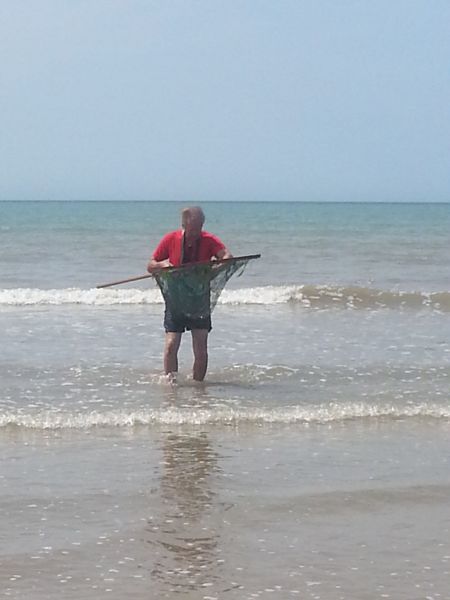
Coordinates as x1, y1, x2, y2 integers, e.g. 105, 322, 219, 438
0, 1, 449, 202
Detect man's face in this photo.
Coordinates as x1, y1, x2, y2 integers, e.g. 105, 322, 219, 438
184, 215, 203, 240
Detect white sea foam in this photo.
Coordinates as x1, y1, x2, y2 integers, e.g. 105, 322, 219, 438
1, 402, 449, 429
0, 285, 302, 307
1, 285, 449, 309
0, 286, 294, 306
0, 287, 163, 306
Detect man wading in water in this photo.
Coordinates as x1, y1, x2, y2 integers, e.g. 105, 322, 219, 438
147, 206, 232, 382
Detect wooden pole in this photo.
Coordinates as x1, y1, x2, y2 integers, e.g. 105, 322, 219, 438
96, 273, 153, 288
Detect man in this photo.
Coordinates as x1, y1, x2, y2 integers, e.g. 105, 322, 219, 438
147, 206, 232, 382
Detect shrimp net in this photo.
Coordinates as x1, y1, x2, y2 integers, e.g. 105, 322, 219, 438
153, 257, 255, 319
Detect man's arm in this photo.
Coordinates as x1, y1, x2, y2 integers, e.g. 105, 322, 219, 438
215, 247, 233, 260
147, 233, 173, 273
208, 233, 232, 261
147, 257, 172, 273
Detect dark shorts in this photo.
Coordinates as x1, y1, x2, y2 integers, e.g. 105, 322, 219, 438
164, 307, 212, 333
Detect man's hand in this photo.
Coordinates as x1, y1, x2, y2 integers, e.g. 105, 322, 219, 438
216, 248, 233, 261
147, 258, 172, 273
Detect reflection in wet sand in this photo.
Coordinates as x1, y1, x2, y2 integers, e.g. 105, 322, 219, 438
146, 387, 228, 595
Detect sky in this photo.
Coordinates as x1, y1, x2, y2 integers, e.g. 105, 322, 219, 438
0, 0, 449, 202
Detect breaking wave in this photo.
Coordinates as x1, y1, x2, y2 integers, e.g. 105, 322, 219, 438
1, 402, 450, 429
1, 285, 450, 310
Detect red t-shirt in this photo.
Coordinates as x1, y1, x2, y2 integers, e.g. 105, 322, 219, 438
152, 230, 226, 267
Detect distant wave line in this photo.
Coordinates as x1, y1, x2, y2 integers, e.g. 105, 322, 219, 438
0, 286, 450, 310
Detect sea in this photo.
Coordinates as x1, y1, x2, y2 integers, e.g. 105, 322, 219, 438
1, 200, 450, 599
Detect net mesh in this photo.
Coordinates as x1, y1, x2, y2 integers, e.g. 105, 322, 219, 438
153, 257, 252, 319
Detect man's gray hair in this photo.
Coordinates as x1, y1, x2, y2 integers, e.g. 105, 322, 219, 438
181, 206, 205, 226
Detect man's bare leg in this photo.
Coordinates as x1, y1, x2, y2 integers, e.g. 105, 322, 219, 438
191, 329, 209, 381
164, 332, 182, 379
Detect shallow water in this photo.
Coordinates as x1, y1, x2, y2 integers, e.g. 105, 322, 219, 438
1, 304, 450, 429
2, 421, 450, 599
1, 201, 450, 598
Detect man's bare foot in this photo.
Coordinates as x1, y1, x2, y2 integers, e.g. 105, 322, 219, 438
166, 372, 178, 386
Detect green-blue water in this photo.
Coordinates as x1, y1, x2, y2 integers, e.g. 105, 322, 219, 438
1, 201, 449, 289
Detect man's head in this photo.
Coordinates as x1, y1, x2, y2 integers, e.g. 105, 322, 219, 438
181, 206, 205, 241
